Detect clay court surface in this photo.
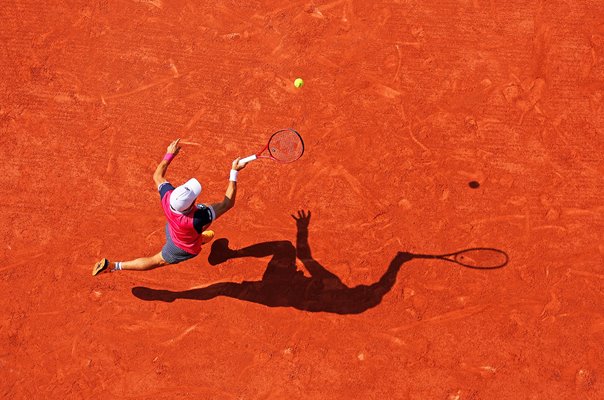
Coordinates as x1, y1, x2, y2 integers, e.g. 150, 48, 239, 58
1, 0, 603, 398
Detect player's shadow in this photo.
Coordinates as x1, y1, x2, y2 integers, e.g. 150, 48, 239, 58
132, 211, 508, 314
132, 210, 413, 314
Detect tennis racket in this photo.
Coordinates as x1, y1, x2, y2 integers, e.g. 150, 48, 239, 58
412, 248, 509, 269
240, 128, 304, 164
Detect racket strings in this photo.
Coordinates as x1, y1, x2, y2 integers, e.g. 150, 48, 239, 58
453, 249, 508, 269
268, 129, 304, 162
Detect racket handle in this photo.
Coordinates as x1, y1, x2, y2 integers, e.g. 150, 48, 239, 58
240, 155, 257, 164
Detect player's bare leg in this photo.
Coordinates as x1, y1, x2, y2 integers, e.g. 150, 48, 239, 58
93, 252, 167, 275
120, 252, 168, 271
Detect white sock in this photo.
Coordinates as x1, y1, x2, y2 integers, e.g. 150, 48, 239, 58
114, 262, 122, 271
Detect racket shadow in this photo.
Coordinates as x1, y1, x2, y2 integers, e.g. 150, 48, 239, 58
411, 248, 510, 270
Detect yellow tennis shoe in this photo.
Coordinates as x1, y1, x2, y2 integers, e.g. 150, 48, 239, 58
201, 230, 215, 244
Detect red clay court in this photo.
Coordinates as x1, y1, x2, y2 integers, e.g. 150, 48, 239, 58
1, 0, 603, 398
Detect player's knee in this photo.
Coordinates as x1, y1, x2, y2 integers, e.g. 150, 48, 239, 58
156, 254, 169, 267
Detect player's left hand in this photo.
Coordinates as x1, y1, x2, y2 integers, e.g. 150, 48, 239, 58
167, 138, 181, 155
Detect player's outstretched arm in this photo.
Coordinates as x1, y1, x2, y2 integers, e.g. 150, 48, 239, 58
153, 138, 181, 188
211, 157, 246, 220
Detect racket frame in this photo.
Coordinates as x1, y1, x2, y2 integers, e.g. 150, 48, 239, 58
240, 128, 304, 164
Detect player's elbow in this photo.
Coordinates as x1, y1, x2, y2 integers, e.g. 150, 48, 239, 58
224, 198, 235, 211
153, 173, 166, 188
212, 198, 235, 220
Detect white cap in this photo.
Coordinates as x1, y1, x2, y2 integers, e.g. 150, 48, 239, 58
170, 178, 202, 212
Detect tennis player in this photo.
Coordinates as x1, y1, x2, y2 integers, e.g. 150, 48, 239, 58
93, 138, 246, 275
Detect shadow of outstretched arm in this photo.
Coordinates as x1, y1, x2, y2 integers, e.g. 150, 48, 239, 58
368, 251, 413, 297
316, 251, 413, 314
292, 210, 341, 284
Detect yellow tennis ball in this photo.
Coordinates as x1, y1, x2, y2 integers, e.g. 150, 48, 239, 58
294, 78, 304, 88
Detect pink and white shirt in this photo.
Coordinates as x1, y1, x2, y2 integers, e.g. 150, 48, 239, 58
159, 182, 215, 255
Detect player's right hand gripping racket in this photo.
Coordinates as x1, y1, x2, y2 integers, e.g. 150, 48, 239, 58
412, 248, 509, 269
240, 128, 304, 164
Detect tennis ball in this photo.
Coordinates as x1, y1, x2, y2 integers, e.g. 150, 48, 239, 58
294, 78, 304, 88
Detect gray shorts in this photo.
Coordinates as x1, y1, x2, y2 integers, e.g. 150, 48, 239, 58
161, 224, 197, 264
